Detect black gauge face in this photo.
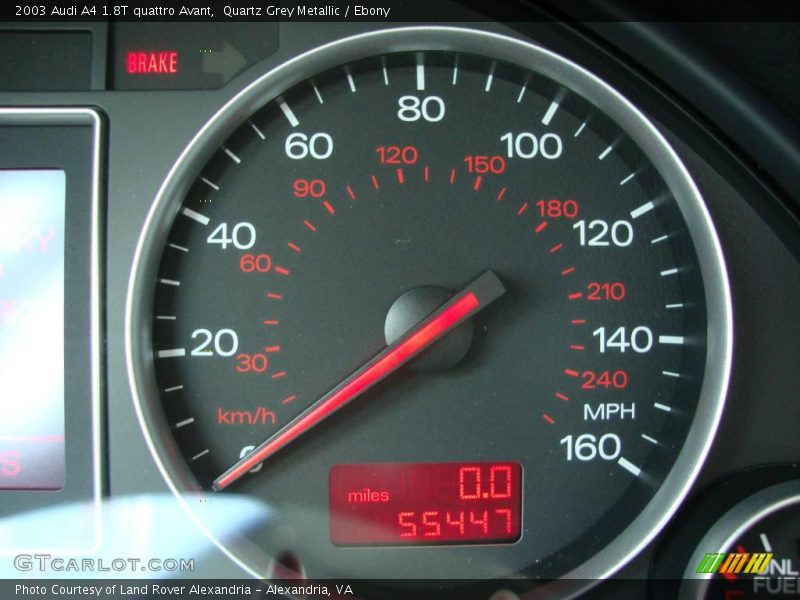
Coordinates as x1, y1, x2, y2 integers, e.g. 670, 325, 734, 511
128, 28, 731, 589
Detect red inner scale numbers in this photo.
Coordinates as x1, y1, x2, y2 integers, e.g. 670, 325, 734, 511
329, 462, 522, 545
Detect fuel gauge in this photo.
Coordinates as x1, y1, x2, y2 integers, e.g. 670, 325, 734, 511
681, 480, 800, 599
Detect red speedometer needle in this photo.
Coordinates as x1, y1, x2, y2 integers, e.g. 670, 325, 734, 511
213, 270, 506, 491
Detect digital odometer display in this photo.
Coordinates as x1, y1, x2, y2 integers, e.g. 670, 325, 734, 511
329, 462, 522, 545
129, 28, 731, 587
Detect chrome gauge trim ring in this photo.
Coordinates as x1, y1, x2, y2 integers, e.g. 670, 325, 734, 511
125, 25, 733, 596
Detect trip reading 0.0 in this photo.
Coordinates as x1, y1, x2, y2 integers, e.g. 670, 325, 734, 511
329, 462, 522, 545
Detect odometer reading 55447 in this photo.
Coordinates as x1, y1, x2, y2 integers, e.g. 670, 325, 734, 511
330, 462, 522, 545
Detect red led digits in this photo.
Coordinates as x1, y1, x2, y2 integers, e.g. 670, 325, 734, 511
329, 462, 521, 545
0, 450, 21, 478
459, 463, 513, 499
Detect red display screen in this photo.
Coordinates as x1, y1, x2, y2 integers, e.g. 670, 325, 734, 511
329, 462, 522, 545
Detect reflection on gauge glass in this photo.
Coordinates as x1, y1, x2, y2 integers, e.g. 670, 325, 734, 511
681, 480, 800, 599
0, 170, 66, 491
126, 27, 732, 593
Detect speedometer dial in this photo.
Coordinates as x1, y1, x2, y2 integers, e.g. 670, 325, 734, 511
127, 27, 732, 593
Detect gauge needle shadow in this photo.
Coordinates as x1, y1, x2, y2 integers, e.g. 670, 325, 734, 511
213, 270, 506, 491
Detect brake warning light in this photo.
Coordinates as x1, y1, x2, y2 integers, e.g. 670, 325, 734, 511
126, 51, 178, 75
